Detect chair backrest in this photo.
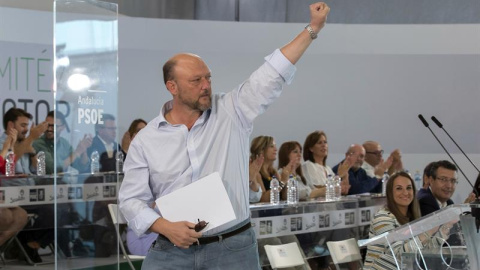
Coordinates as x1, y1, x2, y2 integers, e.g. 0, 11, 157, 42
264, 242, 305, 269
108, 203, 127, 225
327, 238, 363, 266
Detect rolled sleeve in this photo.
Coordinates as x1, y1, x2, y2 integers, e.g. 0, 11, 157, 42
264, 49, 297, 85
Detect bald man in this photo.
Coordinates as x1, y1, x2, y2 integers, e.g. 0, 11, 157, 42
362, 140, 403, 178
119, 3, 330, 269
332, 144, 382, 195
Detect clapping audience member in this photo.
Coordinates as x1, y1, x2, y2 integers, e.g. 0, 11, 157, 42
364, 172, 446, 270
121, 119, 147, 154
302, 131, 351, 196
278, 141, 323, 200
249, 153, 264, 203
0, 108, 48, 177
33, 111, 92, 174
250, 136, 287, 203
87, 113, 123, 173
362, 141, 397, 178
333, 144, 382, 195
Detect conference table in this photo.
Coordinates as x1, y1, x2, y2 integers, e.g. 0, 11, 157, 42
0, 173, 385, 267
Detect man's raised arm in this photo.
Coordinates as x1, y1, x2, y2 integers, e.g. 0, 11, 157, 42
280, 2, 329, 65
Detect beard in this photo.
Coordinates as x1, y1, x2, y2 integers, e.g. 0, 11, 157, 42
179, 91, 212, 112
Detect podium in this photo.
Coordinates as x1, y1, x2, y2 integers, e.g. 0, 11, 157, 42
358, 204, 480, 270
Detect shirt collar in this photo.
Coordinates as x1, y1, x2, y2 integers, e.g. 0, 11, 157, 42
98, 136, 113, 147
156, 99, 212, 129
429, 186, 448, 208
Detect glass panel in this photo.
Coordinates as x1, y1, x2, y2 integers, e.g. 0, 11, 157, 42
54, 1, 118, 269
250, 196, 386, 267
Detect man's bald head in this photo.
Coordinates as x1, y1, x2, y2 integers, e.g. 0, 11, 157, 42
162, 53, 204, 85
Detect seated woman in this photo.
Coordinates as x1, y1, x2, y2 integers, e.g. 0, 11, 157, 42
364, 172, 447, 270
277, 141, 324, 200
249, 136, 288, 203
302, 130, 351, 195
121, 118, 147, 154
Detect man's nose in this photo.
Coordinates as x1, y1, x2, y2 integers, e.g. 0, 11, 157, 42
201, 77, 211, 89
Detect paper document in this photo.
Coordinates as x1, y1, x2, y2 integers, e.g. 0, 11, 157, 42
156, 172, 236, 232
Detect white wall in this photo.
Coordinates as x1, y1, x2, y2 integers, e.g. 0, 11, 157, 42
2, 7, 480, 203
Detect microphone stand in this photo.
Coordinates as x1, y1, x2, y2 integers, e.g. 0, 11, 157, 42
430, 116, 480, 232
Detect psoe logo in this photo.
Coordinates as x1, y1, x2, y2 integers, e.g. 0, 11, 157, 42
10, 189, 26, 203
86, 186, 100, 199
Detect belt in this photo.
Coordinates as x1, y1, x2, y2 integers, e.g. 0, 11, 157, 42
193, 222, 252, 245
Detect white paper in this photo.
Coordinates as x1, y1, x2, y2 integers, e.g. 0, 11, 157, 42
156, 172, 236, 232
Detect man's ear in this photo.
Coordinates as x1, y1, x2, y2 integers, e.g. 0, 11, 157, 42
166, 80, 177, 96
6, 121, 14, 129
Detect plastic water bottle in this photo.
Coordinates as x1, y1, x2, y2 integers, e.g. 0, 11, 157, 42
333, 175, 342, 200
5, 150, 15, 176
326, 174, 334, 201
269, 175, 280, 204
287, 174, 297, 204
36, 151, 46, 176
382, 172, 389, 196
116, 151, 124, 173
294, 175, 300, 203
90, 150, 100, 174
414, 170, 422, 190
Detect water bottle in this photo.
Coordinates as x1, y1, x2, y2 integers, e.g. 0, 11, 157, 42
269, 175, 280, 204
333, 175, 342, 200
116, 151, 124, 173
294, 175, 300, 203
414, 170, 422, 190
287, 174, 297, 204
36, 151, 46, 176
382, 172, 389, 196
5, 150, 15, 176
90, 150, 100, 174
325, 174, 334, 201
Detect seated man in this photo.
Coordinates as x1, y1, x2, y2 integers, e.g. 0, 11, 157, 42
362, 141, 403, 177
33, 111, 92, 174
332, 144, 382, 195
0, 108, 47, 179
418, 160, 475, 215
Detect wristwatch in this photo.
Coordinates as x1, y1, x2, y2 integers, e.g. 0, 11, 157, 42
305, 24, 317, 40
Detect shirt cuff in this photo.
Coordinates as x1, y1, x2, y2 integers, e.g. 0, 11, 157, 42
130, 207, 162, 236
264, 49, 296, 85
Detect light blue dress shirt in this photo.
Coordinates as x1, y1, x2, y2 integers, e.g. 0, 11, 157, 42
119, 49, 296, 236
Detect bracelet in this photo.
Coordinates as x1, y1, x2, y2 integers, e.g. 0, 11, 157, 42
305, 24, 317, 40
279, 181, 285, 189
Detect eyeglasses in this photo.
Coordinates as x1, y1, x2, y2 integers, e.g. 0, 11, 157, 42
434, 176, 458, 185
366, 150, 384, 156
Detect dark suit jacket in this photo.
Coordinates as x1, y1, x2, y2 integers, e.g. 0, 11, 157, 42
86, 136, 123, 173
417, 187, 454, 216
417, 188, 462, 245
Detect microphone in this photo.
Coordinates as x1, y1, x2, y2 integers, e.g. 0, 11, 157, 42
430, 115, 480, 232
417, 114, 472, 189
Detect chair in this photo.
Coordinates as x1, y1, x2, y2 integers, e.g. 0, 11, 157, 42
264, 242, 306, 269
108, 204, 145, 270
326, 238, 363, 270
